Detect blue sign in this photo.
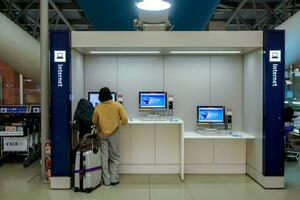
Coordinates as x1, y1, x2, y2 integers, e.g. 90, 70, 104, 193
30, 105, 41, 113
50, 31, 72, 177
263, 30, 285, 176
0, 106, 28, 114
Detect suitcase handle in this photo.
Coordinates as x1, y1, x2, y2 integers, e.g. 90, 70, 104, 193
82, 125, 97, 141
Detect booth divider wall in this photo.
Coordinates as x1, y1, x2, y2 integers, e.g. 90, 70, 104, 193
243, 49, 264, 179
71, 50, 85, 117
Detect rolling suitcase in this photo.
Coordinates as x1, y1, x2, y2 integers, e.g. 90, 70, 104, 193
74, 127, 102, 193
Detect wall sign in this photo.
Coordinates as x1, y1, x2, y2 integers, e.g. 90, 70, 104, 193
50, 31, 72, 177
0, 105, 29, 114
3, 137, 28, 152
263, 30, 285, 177
54, 50, 66, 63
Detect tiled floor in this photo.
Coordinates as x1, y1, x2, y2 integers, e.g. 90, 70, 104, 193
0, 161, 300, 200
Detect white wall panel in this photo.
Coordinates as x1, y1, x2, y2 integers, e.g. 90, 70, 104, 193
184, 140, 214, 164
155, 124, 180, 164
210, 56, 243, 131
119, 126, 132, 164
84, 56, 117, 98
214, 140, 246, 164
71, 50, 85, 117
243, 49, 263, 173
117, 56, 164, 117
164, 56, 210, 131
131, 125, 155, 164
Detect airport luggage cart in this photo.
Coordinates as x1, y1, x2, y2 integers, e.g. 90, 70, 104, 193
0, 105, 41, 167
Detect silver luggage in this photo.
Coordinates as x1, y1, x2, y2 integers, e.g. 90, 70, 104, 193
74, 126, 102, 193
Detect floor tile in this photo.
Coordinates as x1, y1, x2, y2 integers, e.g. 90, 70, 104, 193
1, 161, 300, 200
149, 175, 192, 200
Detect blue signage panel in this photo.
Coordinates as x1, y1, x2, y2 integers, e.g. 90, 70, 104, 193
50, 31, 72, 176
30, 105, 41, 114
263, 30, 285, 176
0, 105, 28, 114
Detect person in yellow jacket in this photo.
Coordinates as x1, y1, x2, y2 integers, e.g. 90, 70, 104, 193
92, 87, 128, 186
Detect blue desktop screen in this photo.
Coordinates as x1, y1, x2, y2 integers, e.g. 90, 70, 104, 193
198, 107, 224, 123
139, 93, 166, 109
285, 90, 293, 99
89, 92, 116, 107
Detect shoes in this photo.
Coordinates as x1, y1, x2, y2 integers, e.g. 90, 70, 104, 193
111, 181, 120, 186
104, 183, 111, 186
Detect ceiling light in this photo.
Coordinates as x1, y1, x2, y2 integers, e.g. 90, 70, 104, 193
89, 51, 161, 54
136, 0, 171, 11
169, 51, 241, 54
292, 101, 300, 105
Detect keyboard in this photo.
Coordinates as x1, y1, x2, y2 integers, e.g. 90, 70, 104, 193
197, 130, 228, 136
138, 117, 170, 121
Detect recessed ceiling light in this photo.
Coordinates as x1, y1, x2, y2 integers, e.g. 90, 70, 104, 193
136, 0, 171, 11
89, 51, 161, 54
169, 51, 241, 54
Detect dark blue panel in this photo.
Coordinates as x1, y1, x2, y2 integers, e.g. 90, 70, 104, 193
169, 0, 220, 31
76, 0, 220, 31
50, 31, 72, 177
263, 30, 285, 176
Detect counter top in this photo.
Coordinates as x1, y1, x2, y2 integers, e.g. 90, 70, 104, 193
184, 131, 255, 139
128, 117, 184, 124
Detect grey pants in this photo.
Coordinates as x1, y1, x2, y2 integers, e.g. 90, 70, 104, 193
99, 130, 120, 185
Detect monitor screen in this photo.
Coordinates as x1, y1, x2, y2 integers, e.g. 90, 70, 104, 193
139, 92, 167, 110
88, 92, 116, 107
197, 106, 225, 123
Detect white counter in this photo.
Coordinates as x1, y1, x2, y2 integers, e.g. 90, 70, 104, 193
119, 117, 184, 180
119, 118, 256, 177
184, 131, 255, 139
184, 131, 254, 174
128, 118, 184, 124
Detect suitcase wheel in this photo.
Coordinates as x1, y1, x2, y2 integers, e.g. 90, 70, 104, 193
23, 158, 31, 168
74, 187, 79, 192
85, 188, 93, 193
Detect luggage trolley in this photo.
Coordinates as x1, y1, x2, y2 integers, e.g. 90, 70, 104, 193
0, 105, 41, 167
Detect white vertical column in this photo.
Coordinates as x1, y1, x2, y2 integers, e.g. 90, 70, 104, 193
40, 0, 49, 181
19, 74, 23, 105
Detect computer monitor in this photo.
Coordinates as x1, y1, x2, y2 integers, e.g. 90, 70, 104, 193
197, 106, 225, 124
139, 92, 167, 111
88, 92, 116, 107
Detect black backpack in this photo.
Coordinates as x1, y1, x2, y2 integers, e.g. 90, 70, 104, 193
73, 98, 95, 139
